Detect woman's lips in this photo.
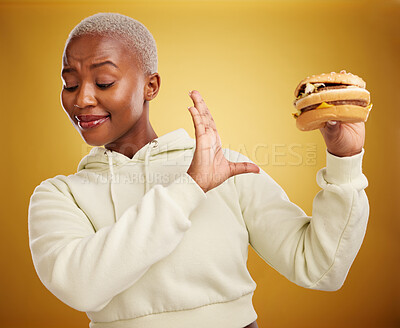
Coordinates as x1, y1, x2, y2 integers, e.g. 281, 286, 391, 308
77, 115, 110, 129
76, 115, 109, 122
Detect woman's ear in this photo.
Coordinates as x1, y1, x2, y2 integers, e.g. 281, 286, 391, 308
144, 73, 161, 101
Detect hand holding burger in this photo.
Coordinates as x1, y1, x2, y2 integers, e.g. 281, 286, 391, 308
293, 70, 372, 157
319, 120, 365, 158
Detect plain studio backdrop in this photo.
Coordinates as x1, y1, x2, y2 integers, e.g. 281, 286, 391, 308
0, 0, 398, 327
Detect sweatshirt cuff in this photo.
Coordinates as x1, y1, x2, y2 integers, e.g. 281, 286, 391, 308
166, 173, 207, 218
324, 148, 366, 185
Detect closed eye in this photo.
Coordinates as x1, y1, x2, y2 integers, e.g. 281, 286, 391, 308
64, 85, 78, 92
97, 82, 114, 89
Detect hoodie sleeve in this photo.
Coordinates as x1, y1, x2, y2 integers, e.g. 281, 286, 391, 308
233, 148, 369, 291
28, 172, 206, 312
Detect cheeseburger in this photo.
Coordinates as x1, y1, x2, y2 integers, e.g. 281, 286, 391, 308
292, 70, 373, 131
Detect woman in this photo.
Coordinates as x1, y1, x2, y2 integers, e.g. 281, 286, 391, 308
28, 13, 369, 328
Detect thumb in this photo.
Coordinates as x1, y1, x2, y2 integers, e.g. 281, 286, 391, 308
320, 120, 340, 137
229, 161, 260, 178
325, 120, 341, 131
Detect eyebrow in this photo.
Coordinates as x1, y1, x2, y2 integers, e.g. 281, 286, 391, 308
62, 60, 119, 75
91, 60, 119, 70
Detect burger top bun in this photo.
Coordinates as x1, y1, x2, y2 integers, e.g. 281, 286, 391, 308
294, 70, 366, 97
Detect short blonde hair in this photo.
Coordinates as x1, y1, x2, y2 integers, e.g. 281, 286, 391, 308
65, 12, 158, 75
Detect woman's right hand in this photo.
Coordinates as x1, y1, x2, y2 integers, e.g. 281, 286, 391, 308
186, 90, 260, 193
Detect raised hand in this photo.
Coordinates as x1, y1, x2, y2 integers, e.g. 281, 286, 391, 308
319, 120, 365, 157
186, 90, 260, 193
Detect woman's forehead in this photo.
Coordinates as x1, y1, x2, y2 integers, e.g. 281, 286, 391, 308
63, 34, 137, 67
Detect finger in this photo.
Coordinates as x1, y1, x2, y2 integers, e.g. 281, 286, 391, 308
189, 90, 221, 145
187, 106, 206, 139
189, 90, 211, 130
206, 108, 218, 133
229, 161, 260, 178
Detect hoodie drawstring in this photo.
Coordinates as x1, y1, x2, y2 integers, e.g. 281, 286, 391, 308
104, 149, 117, 221
106, 150, 115, 183
104, 140, 159, 220
145, 139, 159, 193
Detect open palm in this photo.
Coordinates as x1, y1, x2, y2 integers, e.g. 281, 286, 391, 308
186, 90, 260, 193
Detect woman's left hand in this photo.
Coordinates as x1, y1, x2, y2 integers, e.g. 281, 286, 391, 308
319, 121, 365, 157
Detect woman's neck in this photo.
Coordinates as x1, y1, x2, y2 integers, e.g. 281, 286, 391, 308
104, 105, 158, 159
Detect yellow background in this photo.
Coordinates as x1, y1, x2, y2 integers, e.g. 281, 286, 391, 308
1, 0, 399, 327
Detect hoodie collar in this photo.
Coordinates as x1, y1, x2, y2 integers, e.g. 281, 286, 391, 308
77, 128, 194, 172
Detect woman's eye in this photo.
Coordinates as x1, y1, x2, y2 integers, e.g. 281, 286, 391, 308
96, 82, 114, 89
64, 85, 78, 92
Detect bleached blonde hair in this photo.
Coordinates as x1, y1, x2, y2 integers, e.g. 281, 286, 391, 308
65, 12, 158, 75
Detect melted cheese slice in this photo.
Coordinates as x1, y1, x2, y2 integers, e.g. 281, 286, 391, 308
316, 102, 334, 109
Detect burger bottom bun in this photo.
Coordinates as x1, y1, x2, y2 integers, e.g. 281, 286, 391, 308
296, 105, 371, 131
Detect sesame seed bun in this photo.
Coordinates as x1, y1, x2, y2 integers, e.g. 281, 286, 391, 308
294, 71, 366, 98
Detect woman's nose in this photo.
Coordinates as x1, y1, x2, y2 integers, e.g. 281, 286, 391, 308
75, 82, 97, 108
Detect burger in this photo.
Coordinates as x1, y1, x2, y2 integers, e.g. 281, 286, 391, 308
292, 70, 373, 131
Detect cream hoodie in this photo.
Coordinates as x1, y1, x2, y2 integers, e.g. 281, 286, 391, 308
28, 128, 369, 328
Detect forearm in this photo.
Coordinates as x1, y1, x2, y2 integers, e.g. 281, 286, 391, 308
304, 148, 369, 290
235, 148, 369, 290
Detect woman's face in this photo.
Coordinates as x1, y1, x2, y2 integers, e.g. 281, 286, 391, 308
61, 34, 157, 149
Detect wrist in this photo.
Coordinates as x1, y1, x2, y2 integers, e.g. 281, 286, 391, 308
327, 148, 363, 158
186, 169, 208, 193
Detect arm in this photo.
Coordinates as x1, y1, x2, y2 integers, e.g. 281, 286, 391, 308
28, 173, 206, 312
185, 89, 369, 290
233, 149, 369, 290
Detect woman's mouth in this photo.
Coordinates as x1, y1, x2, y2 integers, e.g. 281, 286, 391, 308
77, 115, 110, 129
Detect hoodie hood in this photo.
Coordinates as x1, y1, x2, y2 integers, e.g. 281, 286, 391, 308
77, 128, 195, 195
77, 128, 195, 172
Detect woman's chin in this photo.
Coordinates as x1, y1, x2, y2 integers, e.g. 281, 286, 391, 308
79, 133, 108, 147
